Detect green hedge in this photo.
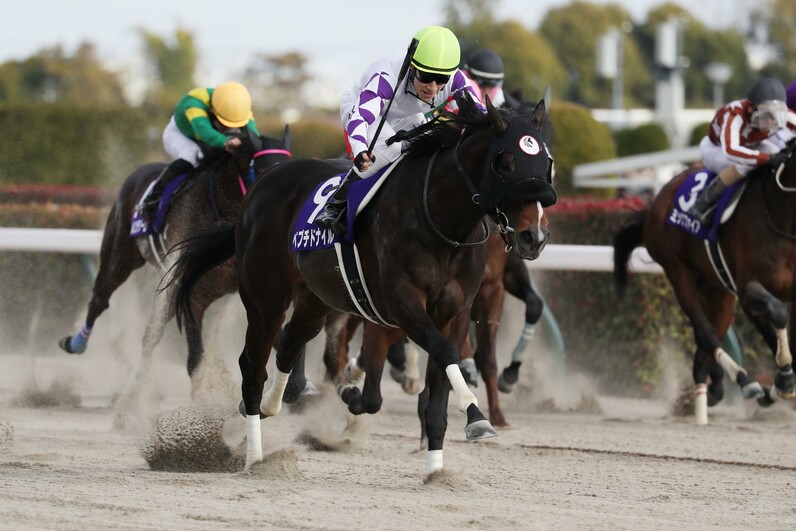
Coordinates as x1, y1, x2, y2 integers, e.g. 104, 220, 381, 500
0, 192, 776, 393
0, 103, 160, 187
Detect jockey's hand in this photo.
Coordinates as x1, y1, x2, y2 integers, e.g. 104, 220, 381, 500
224, 137, 242, 153
768, 149, 789, 169
354, 151, 373, 172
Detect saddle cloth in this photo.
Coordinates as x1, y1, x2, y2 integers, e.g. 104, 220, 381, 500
290, 157, 403, 252
130, 171, 191, 237
665, 168, 745, 243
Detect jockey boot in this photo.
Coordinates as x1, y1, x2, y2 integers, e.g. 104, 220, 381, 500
144, 158, 194, 220
314, 168, 360, 236
687, 177, 727, 226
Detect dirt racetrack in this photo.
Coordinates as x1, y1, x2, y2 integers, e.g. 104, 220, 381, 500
1, 285, 796, 530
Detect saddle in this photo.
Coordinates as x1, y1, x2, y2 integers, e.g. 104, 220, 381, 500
666, 168, 746, 242
130, 168, 194, 238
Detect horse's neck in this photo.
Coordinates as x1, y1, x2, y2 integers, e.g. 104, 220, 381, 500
744, 165, 796, 238
423, 153, 486, 243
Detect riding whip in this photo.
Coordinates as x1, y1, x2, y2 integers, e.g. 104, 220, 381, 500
365, 37, 420, 161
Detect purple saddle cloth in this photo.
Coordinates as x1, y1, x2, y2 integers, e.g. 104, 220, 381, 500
130, 172, 190, 237
665, 168, 742, 242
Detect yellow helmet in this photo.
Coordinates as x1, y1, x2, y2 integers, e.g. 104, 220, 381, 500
211, 81, 252, 128
411, 26, 460, 75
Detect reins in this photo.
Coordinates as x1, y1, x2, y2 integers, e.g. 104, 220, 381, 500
763, 155, 796, 240
423, 147, 489, 248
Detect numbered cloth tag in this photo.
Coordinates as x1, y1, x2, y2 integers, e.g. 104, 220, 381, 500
665, 168, 741, 242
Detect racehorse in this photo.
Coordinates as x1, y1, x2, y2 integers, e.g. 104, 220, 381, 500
171, 92, 555, 473
58, 127, 292, 400
321, 96, 555, 428
613, 140, 796, 424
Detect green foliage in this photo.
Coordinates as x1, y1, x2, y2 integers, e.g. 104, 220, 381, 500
259, 114, 346, 160
688, 122, 710, 146
139, 29, 198, 106
548, 102, 617, 197
0, 44, 126, 105
614, 123, 670, 157
450, 19, 569, 101
0, 103, 160, 186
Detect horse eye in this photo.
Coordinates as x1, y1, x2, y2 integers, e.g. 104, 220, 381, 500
491, 151, 515, 176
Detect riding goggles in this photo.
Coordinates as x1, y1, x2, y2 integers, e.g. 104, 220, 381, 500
415, 70, 451, 86
752, 100, 788, 132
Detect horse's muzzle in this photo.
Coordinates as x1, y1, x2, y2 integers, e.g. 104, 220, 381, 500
511, 227, 549, 260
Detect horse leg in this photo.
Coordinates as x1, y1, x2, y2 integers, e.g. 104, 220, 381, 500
423, 356, 451, 473
700, 286, 737, 408
283, 349, 319, 403
499, 257, 544, 393
739, 281, 795, 404
472, 282, 507, 427
341, 325, 402, 415
664, 264, 760, 424
59, 213, 145, 354
322, 311, 349, 384
263, 288, 330, 416
384, 338, 422, 395
396, 296, 496, 441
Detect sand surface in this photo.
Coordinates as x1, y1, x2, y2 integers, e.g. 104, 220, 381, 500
2, 290, 796, 530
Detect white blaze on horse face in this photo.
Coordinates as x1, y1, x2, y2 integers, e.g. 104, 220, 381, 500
309, 176, 342, 223
534, 202, 547, 242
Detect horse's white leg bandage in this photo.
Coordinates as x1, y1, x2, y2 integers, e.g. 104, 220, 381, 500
445, 364, 478, 412
245, 415, 263, 470
714, 348, 743, 381
510, 323, 536, 363
775, 328, 792, 368
427, 449, 443, 473
261, 370, 290, 417
694, 383, 708, 425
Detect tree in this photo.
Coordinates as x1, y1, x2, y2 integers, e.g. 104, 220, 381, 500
243, 52, 312, 117
0, 43, 125, 105
758, 0, 796, 81
539, 1, 652, 107
139, 29, 198, 107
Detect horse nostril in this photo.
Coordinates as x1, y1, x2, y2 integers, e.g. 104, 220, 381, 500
519, 230, 536, 247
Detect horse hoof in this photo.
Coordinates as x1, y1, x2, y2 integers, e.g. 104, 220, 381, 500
401, 378, 421, 395
741, 381, 765, 400
497, 373, 515, 394
774, 367, 796, 398
238, 400, 266, 419
756, 387, 776, 407
58, 336, 83, 355
465, 419, 498, 441
302, 381, 319, 396
389, 366, 404, 384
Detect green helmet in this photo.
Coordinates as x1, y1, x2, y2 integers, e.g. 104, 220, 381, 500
411, 26, 461, 75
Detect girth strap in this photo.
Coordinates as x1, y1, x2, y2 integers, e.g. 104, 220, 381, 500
334, 241, 397, 328
704, 239, 737, 294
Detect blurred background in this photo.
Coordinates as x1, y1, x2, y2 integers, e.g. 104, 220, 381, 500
1, 0, 792, 402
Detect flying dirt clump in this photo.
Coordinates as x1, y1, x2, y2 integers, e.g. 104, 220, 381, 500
140, 404, 243, 472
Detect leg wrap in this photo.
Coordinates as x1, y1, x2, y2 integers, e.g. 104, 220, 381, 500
445, 364, 478, 412
510, 323, 536, 364
245, 415, 263, 470
261, 370, 290, 417
427, 449, 443, 473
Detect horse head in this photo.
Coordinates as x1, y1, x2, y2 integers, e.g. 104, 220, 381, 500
464, 93, 556, 260
251, 125, 293, 177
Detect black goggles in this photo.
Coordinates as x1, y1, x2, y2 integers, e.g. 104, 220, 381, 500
415, 70, 451, 86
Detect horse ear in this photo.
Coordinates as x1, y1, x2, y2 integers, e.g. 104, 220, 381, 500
247, 127, 263, 151
485, 94, 508, 135
529, 99, 546, 131
283, 124, 292, 151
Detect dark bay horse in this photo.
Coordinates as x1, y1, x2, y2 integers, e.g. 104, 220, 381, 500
614, 141, 796, 424
171, 93, 555, 473
58, 127, 291, 400
321, 97, 555, 428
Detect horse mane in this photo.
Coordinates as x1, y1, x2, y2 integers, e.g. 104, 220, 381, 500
404, 91, 508, 159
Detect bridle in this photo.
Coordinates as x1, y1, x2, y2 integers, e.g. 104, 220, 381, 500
422, 131, 520, 249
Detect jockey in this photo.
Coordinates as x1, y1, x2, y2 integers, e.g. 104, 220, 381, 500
687, 77, 796, 224
463, 48, 521, 111
144, 81, 259, 217
314, 25, 482, 236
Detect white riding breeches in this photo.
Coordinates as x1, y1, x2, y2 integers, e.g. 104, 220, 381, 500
162, 116, 202, 167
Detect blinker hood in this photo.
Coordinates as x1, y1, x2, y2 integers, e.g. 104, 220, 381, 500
479, 115, 557, 211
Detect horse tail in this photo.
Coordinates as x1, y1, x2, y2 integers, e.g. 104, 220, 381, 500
168, 221, 237, 330
613, 210, 648, 299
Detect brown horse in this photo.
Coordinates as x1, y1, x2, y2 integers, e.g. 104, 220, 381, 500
171, 93, 555, 473
613, 141, 796, 424
58, 127, 291, 401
